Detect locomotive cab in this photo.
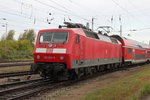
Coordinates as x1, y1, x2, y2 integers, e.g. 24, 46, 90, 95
32, 29, 75, 80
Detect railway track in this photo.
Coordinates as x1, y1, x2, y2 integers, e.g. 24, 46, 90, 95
0, 64, 143, 100
0, 63, 33, 68
0, 79, 58, 100
0, 71, 35, 78
0, 60, 33, 63
0, 78, 43, 88
0, 60, 33, 68
0, 68, 119, 100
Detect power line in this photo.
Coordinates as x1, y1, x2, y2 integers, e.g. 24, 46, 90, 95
112, 0, 131, 14
13, 0, 91, 22
0, 7, 57, 25
13, 0, 105, 26
111, 0, 146, 26
0, 0, 67, 28
47, 0, 68, 11
35, 0, 67, 13
34, 0, 91, 22
0, 10, 60, 33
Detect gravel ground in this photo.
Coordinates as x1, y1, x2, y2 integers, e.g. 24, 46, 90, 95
25, 65, 148, 100
0, 74, 40, 84
0, 65, 33, 83
141, 94, 150, 100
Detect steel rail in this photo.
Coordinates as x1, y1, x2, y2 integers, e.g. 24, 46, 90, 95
0, 78, 43, 88
0, 79, 51, 95
0, 60, 33, 63
6, 82, 59, 100
0, 63, 33, 68
0, 71, 34, 78
0, 64, 146, 100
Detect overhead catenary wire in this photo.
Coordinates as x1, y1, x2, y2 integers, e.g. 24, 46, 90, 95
111, 0, 147, 26
34, 0, 91, 22
47, 0, 69, 11
11, 0, 91, 24
0, 0, 123, 33
0, 1, 61, 25
1, 0, 150, 34
11, 0, 117, 29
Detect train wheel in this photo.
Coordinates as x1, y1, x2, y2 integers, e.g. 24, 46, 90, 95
30, 64, 38, 74
68, 70, 77, 80
39, 71, 47, 79
75, 68, 85, 79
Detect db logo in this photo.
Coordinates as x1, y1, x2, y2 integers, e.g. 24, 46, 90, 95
46, 48, 53, 53
48, 44, 53, 47
48, 56, 55, 59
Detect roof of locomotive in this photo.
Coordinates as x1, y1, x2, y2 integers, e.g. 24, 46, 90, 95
112, 35, 149, 49
39, 28, 121, 44
38, 28, 86, 36
38, 22, 115, 42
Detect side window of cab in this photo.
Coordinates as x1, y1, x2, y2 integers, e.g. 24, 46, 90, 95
76, 34, 80, 43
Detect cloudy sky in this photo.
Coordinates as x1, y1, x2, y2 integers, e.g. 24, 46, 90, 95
0, 0, 150, 44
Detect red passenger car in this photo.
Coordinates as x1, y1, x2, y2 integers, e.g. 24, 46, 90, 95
112, 35, 148, 64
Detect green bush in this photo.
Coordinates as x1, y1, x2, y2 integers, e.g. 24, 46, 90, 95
0, 40, 34, 61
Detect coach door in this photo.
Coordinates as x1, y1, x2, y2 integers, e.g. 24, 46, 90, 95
132, 49, 135, 61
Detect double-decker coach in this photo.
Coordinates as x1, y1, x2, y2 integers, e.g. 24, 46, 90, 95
112, 35, 148, 64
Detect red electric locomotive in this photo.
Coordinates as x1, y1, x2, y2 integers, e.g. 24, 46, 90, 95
31, 22, 122, 80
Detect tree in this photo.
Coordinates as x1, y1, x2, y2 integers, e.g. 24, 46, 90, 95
18, 32, 27, 40
19, 29, 36, 44
26, 29, 35, 43
0, 29, 34, 60
1, 34, 5, 41
6, 30, 15, 40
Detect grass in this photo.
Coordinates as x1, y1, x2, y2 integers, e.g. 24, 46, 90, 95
82, 64, 150, 100
0, 66, 30, 73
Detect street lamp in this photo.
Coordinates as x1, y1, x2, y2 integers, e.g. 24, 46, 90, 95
2, 18, 6, 20
1, 18, 7, 39
1, 18, 7, 56
2, 23, 8, 37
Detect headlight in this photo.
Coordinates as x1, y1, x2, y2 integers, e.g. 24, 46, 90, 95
60, 56, 64, 60
37, 55, 40, 60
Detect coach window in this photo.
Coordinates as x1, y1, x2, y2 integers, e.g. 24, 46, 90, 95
128, 48, 132, 54
76, 34, 80, 43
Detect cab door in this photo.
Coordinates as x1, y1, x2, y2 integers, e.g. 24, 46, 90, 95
73, 34, 85, 65
79, 35, 85, 60
74, 34, 80, 59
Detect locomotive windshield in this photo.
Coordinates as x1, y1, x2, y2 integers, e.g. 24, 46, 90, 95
39, 31, 68, 43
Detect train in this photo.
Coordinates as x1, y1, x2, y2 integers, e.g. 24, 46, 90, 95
31, 22, 150, 81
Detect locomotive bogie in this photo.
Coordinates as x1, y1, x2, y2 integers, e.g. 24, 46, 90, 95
31, 62, 70, 80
